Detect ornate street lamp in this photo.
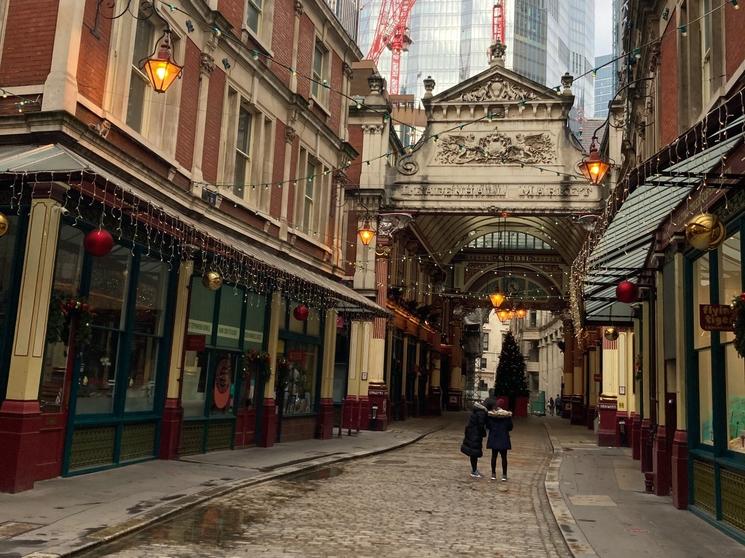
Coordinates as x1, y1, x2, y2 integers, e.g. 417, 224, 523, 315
143, 30, 183, 93
577, 136, 610, 185
357, 216, 376, 246
489, 291, 506, 309
515, 304, 527, 319
497, 309, 510, 322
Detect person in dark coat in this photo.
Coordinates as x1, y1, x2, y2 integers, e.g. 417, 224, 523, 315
486, 398, 514, 481
483, 388, 497, 411
460, 401, 488, 478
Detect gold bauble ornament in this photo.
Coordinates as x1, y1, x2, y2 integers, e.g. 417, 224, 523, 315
202, 270, 223, 291
685, 213, 726, 251
0, 212, 8, 238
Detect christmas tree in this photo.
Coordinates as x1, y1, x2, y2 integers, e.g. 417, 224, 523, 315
494, 331, 528, 407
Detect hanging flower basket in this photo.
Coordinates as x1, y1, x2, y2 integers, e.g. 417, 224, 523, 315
732, 294, 745, 358
244, 349, 272, 381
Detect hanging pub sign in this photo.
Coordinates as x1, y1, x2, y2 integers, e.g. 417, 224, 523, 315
699, 304, 735, 332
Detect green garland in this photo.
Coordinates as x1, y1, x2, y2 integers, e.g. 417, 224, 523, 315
46, 292, 94, 351
733, 294, 745, 358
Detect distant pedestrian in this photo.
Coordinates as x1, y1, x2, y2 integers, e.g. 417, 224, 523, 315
486, 397, 513, 481
548, 396, 555, 416
556, 394, 562, 416
460, 401, 489, 478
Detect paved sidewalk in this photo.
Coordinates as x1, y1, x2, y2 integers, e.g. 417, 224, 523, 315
544, 417, 744, 557
0, 417, 446, 558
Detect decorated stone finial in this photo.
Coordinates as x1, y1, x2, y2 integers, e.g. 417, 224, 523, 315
423, 75, 436, 98
368, 72, 386, 96
488, 41, 506, 67
561, 72, 574, 95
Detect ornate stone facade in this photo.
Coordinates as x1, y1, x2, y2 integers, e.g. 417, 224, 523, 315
460, 76, 538, 102
435, 132, 555, 165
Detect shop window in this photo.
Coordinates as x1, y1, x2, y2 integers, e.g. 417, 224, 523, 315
40, 225, 85, 412
76, 244, 132, 415
693, 253, 713, 446
280, 342, 319, 416
125, 259, 168, 412
719, 232, 745, 454
0, 213, 22, 401
183, 278, 266, 418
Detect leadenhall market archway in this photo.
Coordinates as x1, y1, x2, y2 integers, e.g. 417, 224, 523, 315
345, 56, 606, 428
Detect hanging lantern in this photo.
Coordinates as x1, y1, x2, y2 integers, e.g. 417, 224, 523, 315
357, 217, 376, 246
293, 304, 309, 321
143, 30, 183, 93
604, 326, 619, 341
515, 304, 527, 319
616, 280, 639, 304
202, 270, 223, 291
0, 211, 8, 237
685, 213, 726, 251
84, 229, 114, 257
489, 291, 506, 309
577, 136, 610, 185
507, 309, 516, 320
497, 309, 510, 321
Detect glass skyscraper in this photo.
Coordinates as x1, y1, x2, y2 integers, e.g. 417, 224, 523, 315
357, 0, 595, 120
594, 54, 615, 118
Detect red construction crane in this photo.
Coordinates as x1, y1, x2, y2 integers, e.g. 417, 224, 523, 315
366, 0, 416, 95
492, 1, 505, 45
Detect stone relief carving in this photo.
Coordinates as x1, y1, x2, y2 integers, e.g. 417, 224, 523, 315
396, 156, 419, 175
435, 132, 555, 165
460, 76, 538, 102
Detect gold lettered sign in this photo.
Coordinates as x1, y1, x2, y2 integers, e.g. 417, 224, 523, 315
0, 212, 8, 237
699, 304, 735, 332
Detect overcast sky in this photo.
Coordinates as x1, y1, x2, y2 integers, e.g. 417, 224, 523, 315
595, 0, 613, 57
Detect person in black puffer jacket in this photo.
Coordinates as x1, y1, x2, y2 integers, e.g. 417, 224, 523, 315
460, 401, 489, 478
486, 398, 514, 481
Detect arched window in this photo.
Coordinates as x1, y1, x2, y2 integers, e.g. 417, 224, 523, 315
466, 231, 552, 250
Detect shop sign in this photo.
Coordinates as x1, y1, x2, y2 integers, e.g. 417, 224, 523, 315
188, 319, 212, 335
699, 304, 735, 332
244, 329, 264, 344
184, 334, 206, 352
217, 324, 240, 340
287, 349, 306, 362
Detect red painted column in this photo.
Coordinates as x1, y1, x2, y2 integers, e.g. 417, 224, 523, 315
671, 429, 689, 509
653, 424, 670, 496
159, 398, 183, 459
0, 400, 42, 493
631, 412, 641, 460
317, 398, 334, 439
342, 395, 359, 430
259, 398, 277, 447
597, 397, 618, 446
641, 418, 654, 491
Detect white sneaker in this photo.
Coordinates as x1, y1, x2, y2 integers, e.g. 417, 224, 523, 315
470, 471, 483, 478
501, 475, 507, 482
490, 474, 497, 481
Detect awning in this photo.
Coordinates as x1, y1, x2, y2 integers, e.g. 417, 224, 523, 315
0, 144, 387, 317
577, 109, 745, 323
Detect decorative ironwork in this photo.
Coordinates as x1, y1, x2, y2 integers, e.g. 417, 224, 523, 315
692, 460, 716, 515
179, 422, 205, 456
206, 421, 234, 452
721, 468, 745, 532
120, 422, 156, 462
69, 426, 116, 471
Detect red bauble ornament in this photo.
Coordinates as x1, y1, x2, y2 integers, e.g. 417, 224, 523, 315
336, 315, 345, 329
84, 229, 114, 257
740, 292, 745, 302
293, 304, 309, 321
616, 280, 639, 304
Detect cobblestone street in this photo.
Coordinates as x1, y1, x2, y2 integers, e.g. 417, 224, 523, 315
81, 416, 569, 558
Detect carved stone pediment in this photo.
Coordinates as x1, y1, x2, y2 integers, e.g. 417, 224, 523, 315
460, 76, 538, 102
428, 64, 562, 105
435, 132, 555, 165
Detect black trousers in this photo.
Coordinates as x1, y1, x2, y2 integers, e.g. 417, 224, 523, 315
470, 455, 478, 472
491, 449, 508, 476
